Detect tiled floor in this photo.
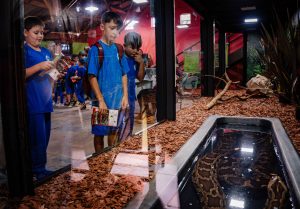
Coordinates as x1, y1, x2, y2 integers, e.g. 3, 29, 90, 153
46, 97, 195, 171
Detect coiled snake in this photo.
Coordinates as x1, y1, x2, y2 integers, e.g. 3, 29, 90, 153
192, 130, 288, 209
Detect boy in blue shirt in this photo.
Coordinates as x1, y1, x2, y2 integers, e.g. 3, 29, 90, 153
24, 16, 54, 180
88, 11, 129, 153
65, 64, 75, 107
53, 78, 64, 106
123, 32, 145, 137
71, 58, 87, 110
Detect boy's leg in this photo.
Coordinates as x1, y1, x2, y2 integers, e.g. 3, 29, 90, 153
59, 87, 64, 104
128, 101, 135, 134
72, 92, 78, 106
65, 94, 71, 104
65, 81, 71, 104
54, 90, 58, 104
137, 93, 146, 119
28, 113, 50, 178
94, 135, 104, 153
45, 113, 51, 148
75, 84, 85, 106
108, 132, 118, 146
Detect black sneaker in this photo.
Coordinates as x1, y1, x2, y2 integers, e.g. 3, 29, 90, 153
34, 169, 53, 181
80, 103, 86, 110
64, 102, 70, 106
72, 100, 78, 107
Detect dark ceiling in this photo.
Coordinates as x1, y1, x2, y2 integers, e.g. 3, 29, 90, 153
185, 0, 299, 32
24, 0, 299, 33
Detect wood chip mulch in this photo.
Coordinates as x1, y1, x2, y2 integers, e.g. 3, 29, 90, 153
15, 90, 300, 208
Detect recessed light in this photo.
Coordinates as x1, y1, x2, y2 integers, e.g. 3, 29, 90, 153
229, 198, 245, 208
244, 18, 258, 23
85, 6, 98, 12
241, 147, 254, 153
133, 0, 148, 4
241, 6, 256, 11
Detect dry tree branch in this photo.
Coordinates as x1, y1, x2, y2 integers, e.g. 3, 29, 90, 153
205, 72, 233, 109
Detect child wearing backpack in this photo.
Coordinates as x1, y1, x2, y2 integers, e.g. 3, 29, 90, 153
122, 32, 145, 137
87, 11, 129, 153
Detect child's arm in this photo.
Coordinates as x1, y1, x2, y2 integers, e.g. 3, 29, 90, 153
135, 52, 145, 82
121, 75, 129, 109
89, 75, 107, 112
25, 61, 54, 79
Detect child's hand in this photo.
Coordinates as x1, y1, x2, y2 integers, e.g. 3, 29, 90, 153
121, 96, 128, 109
39, 61, 54, 71
98, 101, 108, 114
57, 73, 64, 79
134, 52, 143, 64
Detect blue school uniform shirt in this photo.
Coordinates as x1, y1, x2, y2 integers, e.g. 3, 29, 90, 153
125, 56, 138, 103
76, 66, 87, 82
72, 65, 86, 86
87, 40, 129, 109
67, 66, 76, 83
56, 78, 63, 88
24, 43, 53, 114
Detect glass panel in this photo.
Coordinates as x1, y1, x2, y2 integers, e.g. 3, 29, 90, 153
247, 33, 264, 80
24, 0, 156, 182
225, 33, 244, 82
175, 0, 201, 111
116, 0, 157, 136
214, 24, 220, 75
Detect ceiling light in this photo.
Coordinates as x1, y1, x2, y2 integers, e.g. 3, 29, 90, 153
76, 6, 81, 12
241, 147, 253, 153
176, 24, 189, 29
244, 18, 258, 23
133, 0, 148, 4
229, 198, 245, 208
85, 6, 99, 12
241, 6, 256, 11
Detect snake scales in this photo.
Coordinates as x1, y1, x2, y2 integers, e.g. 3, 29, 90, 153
192, 129, 288, 209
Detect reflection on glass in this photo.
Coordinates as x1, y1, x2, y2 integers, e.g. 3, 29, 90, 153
175, 0, 202, 111
24, 0, 157, 182
70, 149, 90, 182
214, 22, 220, 73
111, 153, 149, 177
156, 165, 180, 208
225, 32, 244, 79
